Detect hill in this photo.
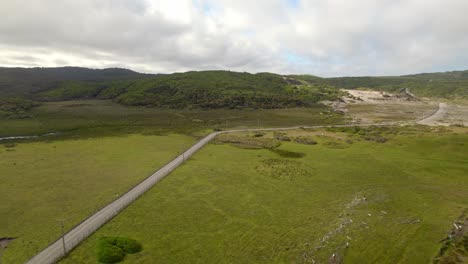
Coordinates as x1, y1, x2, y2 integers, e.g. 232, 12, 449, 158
30, 70, 342, 109
292, 70, 468, 98
0, 67, 151, 97
0, 67, 466, 111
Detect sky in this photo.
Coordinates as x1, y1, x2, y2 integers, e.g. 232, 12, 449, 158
1, 0, 468, 77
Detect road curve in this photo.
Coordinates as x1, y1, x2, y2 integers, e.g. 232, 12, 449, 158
417, 102, 447, 126
25, 116, 441, 263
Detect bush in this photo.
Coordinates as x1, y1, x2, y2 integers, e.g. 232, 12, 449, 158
273, 132, 291, 141
96, 242, 125, 263
363, 135, 388, 143
113, 238, 142, 253
294, 136, 317, 145
96, 237, 142, 263
270, 149, 306, 158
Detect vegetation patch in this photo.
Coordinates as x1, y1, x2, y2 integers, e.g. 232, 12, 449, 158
214, 135, 281, 149
273, 131, 291, 141
326, 126, 396, 143
95, 237, 142, 263
252, 132, 265, 137
0, 98, 39, 118
3, 143, 16, 148
323, 141, 349, 149
256, 158, 310, 180
294, 136, 318, 145
270, 148, 306, 158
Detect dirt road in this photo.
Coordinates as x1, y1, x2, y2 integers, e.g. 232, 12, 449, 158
417, 103, 448, 126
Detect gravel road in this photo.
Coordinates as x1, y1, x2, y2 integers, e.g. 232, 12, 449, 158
417, 103, 447, 126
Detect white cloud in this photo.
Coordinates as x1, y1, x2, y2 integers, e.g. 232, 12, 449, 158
0, 0, 467, 76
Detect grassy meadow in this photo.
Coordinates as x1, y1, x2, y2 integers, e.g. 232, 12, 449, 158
0, 99, 345, 263
0, 100, 344, 137
0, 134, 195, 263
60, 126, 468, 263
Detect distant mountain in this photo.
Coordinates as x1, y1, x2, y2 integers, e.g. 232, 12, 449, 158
0, 67, 153, 97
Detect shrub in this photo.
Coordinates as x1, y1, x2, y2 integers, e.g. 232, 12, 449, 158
113, 238, 142, 253
253, 132, 265, 137
270, 149, 306, 158
273, 132, 291, 141
363, 135, 388, 143
215, 135, 281, 149
96, 242, 125, 263
96, 237, 142, 263
294, 136, 317, 145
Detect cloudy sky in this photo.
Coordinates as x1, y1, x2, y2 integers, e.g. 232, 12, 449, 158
1, 0, 467, 76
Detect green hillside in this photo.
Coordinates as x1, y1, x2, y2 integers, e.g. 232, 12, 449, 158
34, 71, 342, 109
112, 71, 342, 108
0, 67, 466, 112
292, 71, 468, 98
0, 67, 150, 97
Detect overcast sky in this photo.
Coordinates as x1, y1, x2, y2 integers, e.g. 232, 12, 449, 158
1, 0, 467, 76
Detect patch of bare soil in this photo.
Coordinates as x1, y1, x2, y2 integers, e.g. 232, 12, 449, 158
434, 210, 468, 264
329, 89, 468, 126
343, 89, 418, 103
0, 237, 16, 258
0, 237, 15, 249
298, 193, 368, 264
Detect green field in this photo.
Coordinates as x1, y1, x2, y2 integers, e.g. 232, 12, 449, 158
0, 100, 344, 137
0, 134, 195, 263
59, 126, 468, 263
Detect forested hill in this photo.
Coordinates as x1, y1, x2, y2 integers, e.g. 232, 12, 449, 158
0, 67, 151, 97
0, 67, 466, 111
35, 70, 342, 109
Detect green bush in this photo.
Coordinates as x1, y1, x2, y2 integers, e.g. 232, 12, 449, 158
273, 132, 291, 141
95, 237, 142, 263
113, 237, 142, 253
270, 149, 306, 158
96, 242, 125, 263
294, 136, 317, 145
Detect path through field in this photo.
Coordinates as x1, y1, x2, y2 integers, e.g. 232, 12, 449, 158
25, 106, 447, 264
417, 103, 447, 126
